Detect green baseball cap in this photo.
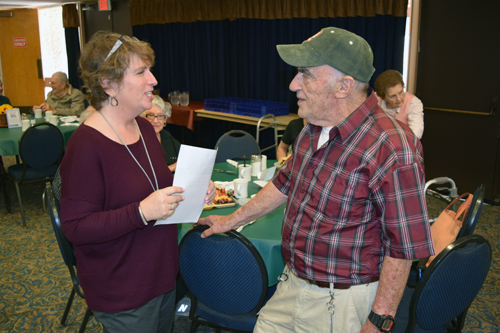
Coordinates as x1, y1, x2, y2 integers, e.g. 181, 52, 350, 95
276, 27, 375, 83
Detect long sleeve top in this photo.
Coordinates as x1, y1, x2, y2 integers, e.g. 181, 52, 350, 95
59, 117, 178, 312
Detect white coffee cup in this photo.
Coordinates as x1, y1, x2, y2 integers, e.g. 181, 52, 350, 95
233, 178, 249, 198
34, 109, 42, 118
45, 111, 53, 120
260, 155, 267, 171
49, 116, 58, 125
21, 119, 30, 131
238, 164, 252, 180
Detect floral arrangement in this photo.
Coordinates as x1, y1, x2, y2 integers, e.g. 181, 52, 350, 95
0, 104, 13, 115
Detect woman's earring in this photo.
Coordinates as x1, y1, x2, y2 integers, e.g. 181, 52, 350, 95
110, 96, 119, 107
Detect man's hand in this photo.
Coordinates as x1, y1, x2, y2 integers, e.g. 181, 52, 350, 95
197, 215, 239, 238
360, 319, 382, 333
33, 102, 56, 113
197, 181, 287, 239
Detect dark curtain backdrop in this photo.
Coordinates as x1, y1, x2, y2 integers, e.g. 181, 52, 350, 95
62, 4, 82, 91
64, 27, 82, 90
133, 16, 406, 113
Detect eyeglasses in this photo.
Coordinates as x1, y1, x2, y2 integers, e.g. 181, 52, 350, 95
104, 35, 139, 62
145, 114, 166, 121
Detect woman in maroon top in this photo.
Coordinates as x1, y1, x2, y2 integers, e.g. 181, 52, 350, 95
59, 32, 215, 333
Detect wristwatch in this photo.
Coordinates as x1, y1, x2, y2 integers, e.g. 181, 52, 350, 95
368, 310, 396, 332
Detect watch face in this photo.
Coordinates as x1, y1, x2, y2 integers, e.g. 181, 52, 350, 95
381, 318, 394, 330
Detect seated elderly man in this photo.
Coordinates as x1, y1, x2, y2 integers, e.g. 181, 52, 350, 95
33, 72, 85, 116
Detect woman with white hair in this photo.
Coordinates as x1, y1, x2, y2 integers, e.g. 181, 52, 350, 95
142, 95, 180, 172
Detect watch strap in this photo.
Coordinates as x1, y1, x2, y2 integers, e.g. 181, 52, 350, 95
368, 310, 396, 332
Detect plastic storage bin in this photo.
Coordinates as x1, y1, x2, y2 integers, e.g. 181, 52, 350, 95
204, 97, 289, 117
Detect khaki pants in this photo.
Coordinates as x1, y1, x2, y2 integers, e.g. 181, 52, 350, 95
254, 268, 378, 333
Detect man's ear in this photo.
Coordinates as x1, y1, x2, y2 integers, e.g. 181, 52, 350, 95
334, 76, 355, 99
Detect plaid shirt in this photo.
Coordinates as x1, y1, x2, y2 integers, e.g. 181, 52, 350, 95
273, 92, 434, 284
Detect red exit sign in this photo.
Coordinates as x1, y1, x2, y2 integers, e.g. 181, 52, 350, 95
14, 37, 27, 48
98, 0, 112, 11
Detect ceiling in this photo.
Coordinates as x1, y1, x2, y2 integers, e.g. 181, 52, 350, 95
0, 1, 78, 10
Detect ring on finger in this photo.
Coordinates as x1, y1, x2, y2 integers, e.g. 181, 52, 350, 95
171, 203, 175, 211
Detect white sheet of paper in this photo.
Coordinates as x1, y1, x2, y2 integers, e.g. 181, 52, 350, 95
155, 145, 216, 225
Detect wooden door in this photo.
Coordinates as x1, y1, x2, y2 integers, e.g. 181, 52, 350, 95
0, 9, 45, 107
417, 0, 500, 202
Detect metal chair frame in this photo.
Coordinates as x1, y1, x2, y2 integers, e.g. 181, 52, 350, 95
45, 182, 92, 332
8, 122, 63, 227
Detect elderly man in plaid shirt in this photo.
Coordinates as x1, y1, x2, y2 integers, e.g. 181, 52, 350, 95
199, 27, 434, 333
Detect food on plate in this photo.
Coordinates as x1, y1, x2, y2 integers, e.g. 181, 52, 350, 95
214, 186, 235, 205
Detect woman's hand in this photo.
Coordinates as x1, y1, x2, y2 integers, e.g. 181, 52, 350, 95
140, 186, 185, 222
205, 180, 216, 205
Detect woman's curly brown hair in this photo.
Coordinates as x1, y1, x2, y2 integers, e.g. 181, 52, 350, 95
79, 31, 155, 110
374, 70, 404, 100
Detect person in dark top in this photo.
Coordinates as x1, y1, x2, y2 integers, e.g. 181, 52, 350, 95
59, 31, 215, 333
276, 117, 306, 160
0, 79, 12, 106
142, 95, 180, 172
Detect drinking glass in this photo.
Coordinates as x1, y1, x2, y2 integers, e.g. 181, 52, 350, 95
179, 91, 189, 106
168, 91, 180, 106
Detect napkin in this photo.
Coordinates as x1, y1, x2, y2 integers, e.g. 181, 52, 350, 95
226, 159, 239, 167
60, 123, 79, 126
253, 180, 268, 188
236, 220, 256, 232
60, 116, 78, 123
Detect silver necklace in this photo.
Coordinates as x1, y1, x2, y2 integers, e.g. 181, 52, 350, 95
99, 111, 159, 192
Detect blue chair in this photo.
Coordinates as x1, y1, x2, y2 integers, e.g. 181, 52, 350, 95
45, 182, 92, 333
214, 130, 261, 163
8, 122, 63, 228
395, 234, 492, 333
409, 184, 486, 287
179, 225, 275, 333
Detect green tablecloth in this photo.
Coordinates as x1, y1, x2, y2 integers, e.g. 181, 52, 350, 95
0, 116, 78, 156
177, 160, 285, 286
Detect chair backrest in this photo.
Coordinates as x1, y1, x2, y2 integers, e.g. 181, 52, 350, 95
45, 182, 84, 298
407, 234, 491, 332
456, 185, 485, 239
179, 225, 269, 324
19, 122, 64, 169
214, 130, 261, 163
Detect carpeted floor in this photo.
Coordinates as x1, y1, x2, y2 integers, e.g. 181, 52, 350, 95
0, 159, 498, 332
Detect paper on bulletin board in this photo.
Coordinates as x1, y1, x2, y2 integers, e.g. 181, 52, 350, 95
155, 144, 217, 225
6, 108, 21, 128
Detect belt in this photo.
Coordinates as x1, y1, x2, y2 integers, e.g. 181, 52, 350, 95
306, 276, 380, 290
